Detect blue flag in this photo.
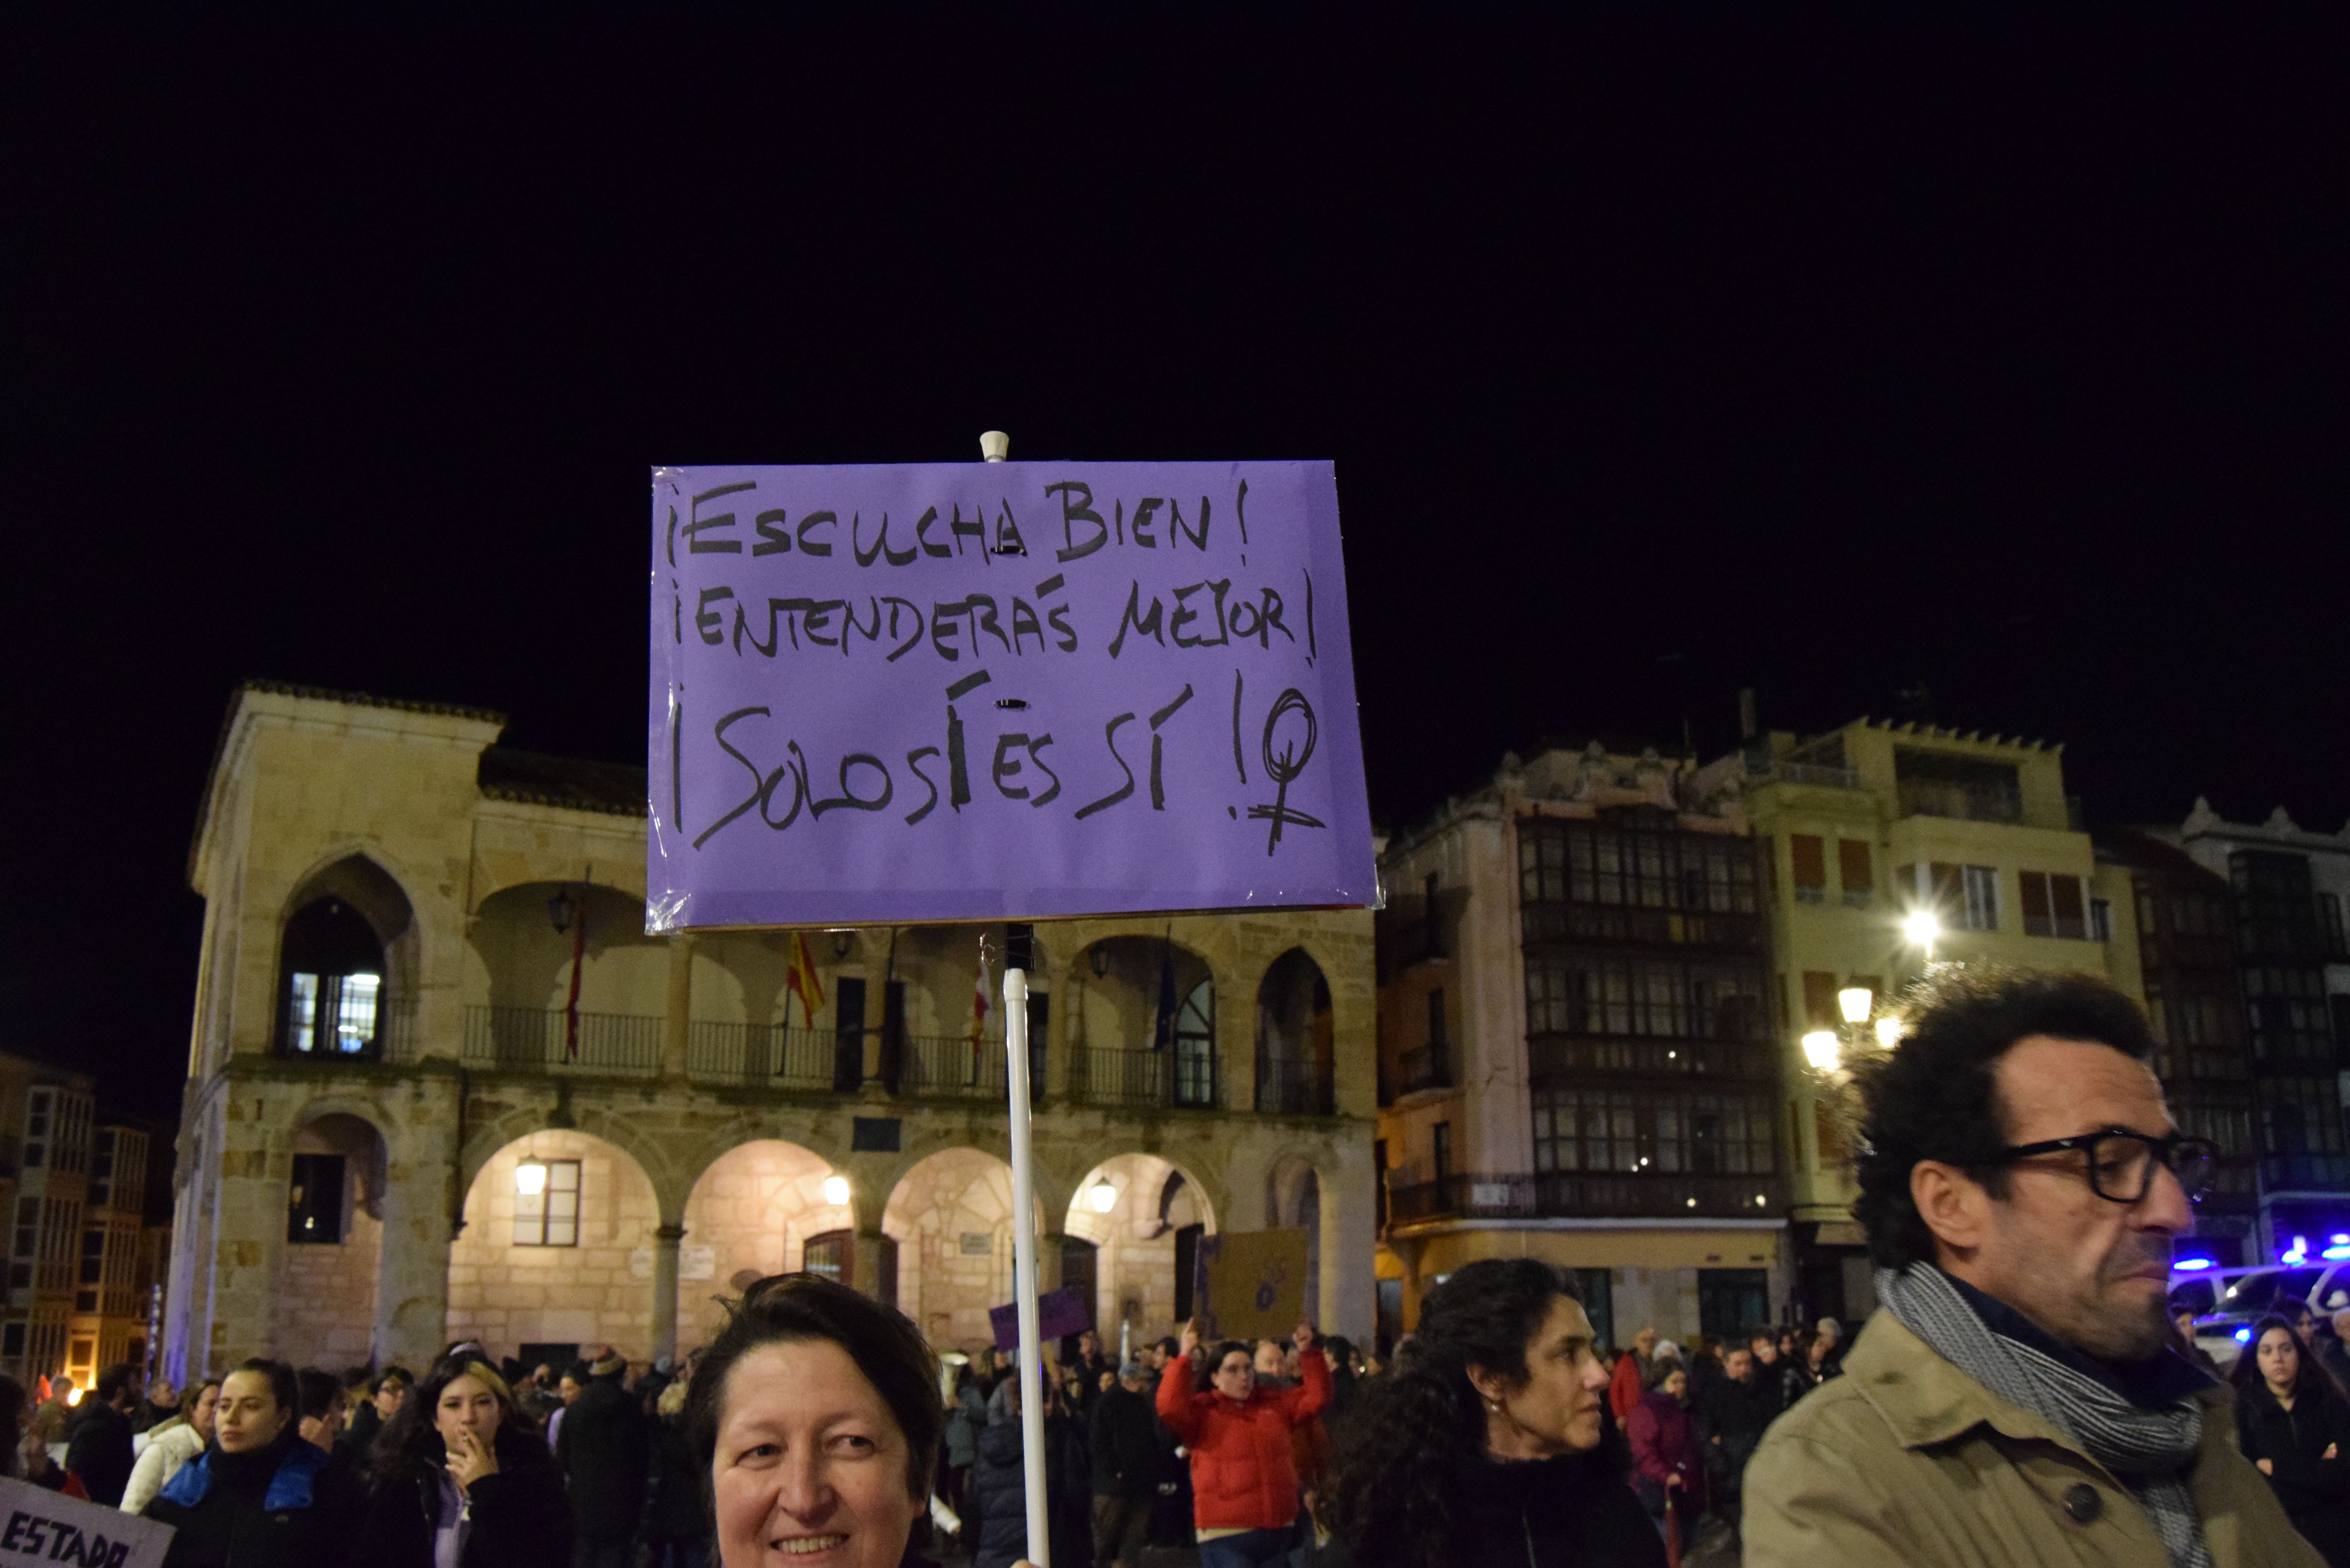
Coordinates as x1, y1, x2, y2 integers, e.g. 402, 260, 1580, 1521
1152, 942, 1178, 1052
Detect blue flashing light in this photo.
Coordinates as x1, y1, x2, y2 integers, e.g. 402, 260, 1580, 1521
2323, 1246, 2350, 1261
2333, 1234, 2350, 1246
2285, 1235, 2312, 1265
2174, 1257, 2217, 1271
2236, 1327, 2254, 1343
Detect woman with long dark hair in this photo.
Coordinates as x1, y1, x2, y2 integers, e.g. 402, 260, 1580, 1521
354, 1354, 569, 1568
1317, 1259, 1661, 1568
2233, 1312, 2350, 1566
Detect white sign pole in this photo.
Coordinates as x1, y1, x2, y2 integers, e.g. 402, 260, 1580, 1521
1003, 964, 1050, 1566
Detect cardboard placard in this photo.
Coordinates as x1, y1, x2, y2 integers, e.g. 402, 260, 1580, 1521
1190, 1228, 1310, 1344
647, 461, 1373, 929
988, 1286, 1091, 1352
0, 1477, 174, 1568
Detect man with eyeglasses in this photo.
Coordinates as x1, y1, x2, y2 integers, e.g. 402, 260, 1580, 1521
1745, 966, 2320, 1567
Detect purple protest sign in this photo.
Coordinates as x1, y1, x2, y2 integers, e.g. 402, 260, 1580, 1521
988, 1286, 1092, 1352
647, 462, 1373, 930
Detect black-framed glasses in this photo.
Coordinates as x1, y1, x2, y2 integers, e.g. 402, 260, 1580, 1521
1990, 1130, 2218, 1205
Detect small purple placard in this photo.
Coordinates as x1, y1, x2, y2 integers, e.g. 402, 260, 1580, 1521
647, 462, 1373, 930
988, 1287, 1092, 1352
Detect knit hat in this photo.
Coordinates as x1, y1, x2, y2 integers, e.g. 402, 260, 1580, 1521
590, 1351, 628, 1378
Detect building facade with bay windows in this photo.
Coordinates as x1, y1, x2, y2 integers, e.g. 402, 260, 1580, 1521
1373, 744, 1785, 1349
166, 683, 1375, 1382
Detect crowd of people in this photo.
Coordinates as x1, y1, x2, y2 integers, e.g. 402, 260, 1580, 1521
16, 964, 2350, 1567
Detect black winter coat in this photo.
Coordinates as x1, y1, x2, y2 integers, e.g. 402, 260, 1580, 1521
970, 1421, 1030, 1568
557, 1375, 649, 1542
643, 1411, 708, 1546
1314, 1447, 1666, 1568
354, 1425, 571, 1568
145, 1432, 368, 1568
2236, 1381, 2350, 1567
65, 1401, 134, 1507
1089, 1385, 1159, 1498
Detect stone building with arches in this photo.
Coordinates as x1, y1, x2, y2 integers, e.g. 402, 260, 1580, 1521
166, 683, 1374, 1380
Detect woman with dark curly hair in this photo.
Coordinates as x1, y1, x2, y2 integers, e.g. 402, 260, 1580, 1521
2233, 1312, 2350, 1565
1316, 1259, 1661, 1568
354, 1354, 570, 1568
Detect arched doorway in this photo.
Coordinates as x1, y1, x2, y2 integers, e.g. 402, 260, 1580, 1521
1266, 1154, 1323, 1323
465, 883, 669, 1071
678, 1140, 854, 1349
1064, 1155, 1218, 1346
1068, 937, 1216, 1109
883, 1149, 1035, 1353
1256, 949, 1333, 1114
272, 1112, 387, 1366
448, 1131, 660, 1362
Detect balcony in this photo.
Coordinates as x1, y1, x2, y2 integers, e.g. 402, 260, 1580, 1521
1388, 1170, 1785, 1226
1519, 904, 1764, 952
1745, 759, 1861, 791
1397, 1046, 1450, 1096
685, 1022, 840, 1089
888, 1033, 1010, 1100
1256, 1056, 1334, 1116
1526, 1036, 1773, 1082
1897, 778, 2022, 825
463, 1006, 663, 1076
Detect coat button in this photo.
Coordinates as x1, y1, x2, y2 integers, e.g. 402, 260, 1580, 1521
2063, 1484, 2102, 1524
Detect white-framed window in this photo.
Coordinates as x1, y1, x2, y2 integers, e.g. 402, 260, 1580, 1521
1961, 866, 1999, 931
513, 1160, 581, 1247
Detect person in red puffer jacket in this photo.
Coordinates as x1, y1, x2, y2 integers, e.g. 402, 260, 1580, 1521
1157, 1317, 1330, 1568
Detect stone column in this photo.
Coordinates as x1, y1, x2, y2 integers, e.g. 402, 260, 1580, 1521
650, 1223, 686, 1363
663, 936, 696, 1080
375, 1097, 458, 1370
1319, 1139, 1378, 1344
851, 1228, 886, 1299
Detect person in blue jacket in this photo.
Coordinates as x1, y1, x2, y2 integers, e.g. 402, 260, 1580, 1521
145, 1358, 366, 1567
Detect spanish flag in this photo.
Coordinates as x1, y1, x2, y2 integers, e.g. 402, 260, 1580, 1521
786, 932, 826, 1028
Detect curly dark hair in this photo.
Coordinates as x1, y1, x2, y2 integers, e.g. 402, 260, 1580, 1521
1320, 1259, 1619, 1568
1849, 964, 2157, 1270
685, 1272, 942, 1506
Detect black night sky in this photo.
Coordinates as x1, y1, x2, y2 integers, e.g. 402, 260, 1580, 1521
7, 15, 2345, 1123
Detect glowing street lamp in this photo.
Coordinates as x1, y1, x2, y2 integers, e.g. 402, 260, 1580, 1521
821, 1174, 853, 1207
1837, 987, 1874, 1025
1801, 1030, 1841, 1073
1088, 1180, 1118, 1215
514, 1157, 549, 1197
1874, 1016, 1904, 1050
1902, 909, 1941, 964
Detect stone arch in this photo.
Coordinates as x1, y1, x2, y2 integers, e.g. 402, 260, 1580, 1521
1255, 948, 1334, 1113
884, 1148, 1058, 1354
1063, 1153, 1219, 1343
459, 1102, 689, 1224
1067, 936, 1219, 1107
1265, 1152, 1324, 1323
678, 1139, 855, 1349
448, 1128, 662, 1362
271, 1105, 390, 1368
463, 882, 669, 1055
276, 854, 419, 1059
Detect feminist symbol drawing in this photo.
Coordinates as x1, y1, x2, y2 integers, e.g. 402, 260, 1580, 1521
1247, 688, 1326, 856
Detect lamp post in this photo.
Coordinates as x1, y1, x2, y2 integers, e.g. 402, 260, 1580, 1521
1902, 909, 1941, 968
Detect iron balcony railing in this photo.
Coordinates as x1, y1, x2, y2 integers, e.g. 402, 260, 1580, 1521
1257, 1056, 1334, 1115
1744, 759, 1862, 791
1519, 904, 1765, 952
685, 1022, 839, 1089
1066, 1046, 1222, 1110
1897, 778, 2023, 824
895, 1033, 1009, 1100
1397, 1046, 1450, 1095
1388, 1170, 1785, 1226
462, 1006, 663, 1076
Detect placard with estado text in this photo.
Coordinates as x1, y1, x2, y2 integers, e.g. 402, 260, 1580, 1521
0, 1477, 174, 1568
647, 462, 1374, 931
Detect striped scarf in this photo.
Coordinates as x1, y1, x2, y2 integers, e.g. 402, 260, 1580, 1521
1877, 1265, 2215, 1568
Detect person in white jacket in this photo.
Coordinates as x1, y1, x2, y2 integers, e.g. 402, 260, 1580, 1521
118, 1378, 217, 1514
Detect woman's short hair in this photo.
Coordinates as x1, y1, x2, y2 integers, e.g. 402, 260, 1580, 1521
372, 1355, 523, 1477
685, 1272, 942, 1504
231, 1358, 298, 1415
1195, 1340, 1254, 1393
1850, 965, 2157, 1271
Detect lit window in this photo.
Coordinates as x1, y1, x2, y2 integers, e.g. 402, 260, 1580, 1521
287, 974, 319, 1054
513, 1159, 581, 1247
335, 974, 380, 1053
1961, 866, 2000, 931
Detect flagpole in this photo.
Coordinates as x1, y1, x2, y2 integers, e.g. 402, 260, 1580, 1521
1003, 964, 1050, 1566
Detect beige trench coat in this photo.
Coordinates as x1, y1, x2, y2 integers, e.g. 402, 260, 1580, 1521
1743, 1309, 2325, 1567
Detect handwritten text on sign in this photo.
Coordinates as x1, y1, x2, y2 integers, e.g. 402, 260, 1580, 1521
647, 462, 1373, 930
